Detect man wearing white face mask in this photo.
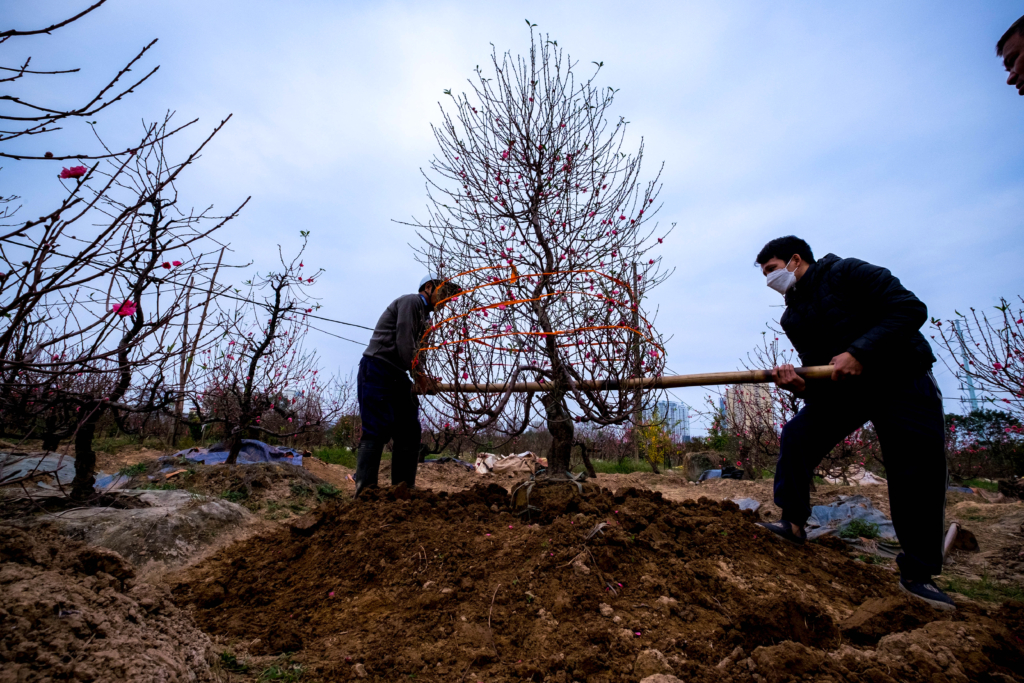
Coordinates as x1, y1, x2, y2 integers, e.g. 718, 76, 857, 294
753, 236, 953, 611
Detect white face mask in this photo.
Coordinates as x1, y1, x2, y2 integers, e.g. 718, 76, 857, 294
766, 259, 798, 295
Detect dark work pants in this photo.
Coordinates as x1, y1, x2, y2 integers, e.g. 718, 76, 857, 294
355, 356, 422, 488
774, 371, 947, 580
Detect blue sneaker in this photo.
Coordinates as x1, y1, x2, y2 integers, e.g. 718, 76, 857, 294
899, 578, 956, 611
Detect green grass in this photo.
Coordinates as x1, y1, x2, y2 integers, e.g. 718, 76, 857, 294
221, 490, 248, 503
575, 458, 655, 475
856, 554, 890, 565
258, 656, 304, 682
960, 478, 999, 492
117, 462, 148, 477
219, 652, 249, 674
838, 519, 881, 539
138, 482, 179, 491
940, 575, 1024, 603
312, 446, 357, 468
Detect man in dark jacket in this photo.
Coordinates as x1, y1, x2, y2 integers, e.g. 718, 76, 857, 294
754, 236, 953, 611
354, 274, 458, 497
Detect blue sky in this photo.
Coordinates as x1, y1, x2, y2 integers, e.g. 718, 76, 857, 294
5, 1, 1023, 431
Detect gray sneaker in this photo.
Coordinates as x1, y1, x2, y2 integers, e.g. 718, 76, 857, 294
899, 578, 956, 611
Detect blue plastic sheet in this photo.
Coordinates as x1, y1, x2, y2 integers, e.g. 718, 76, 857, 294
1, 453, 76, 486
163, 439, 303, 467
947, 485, 974, 494
805, 495, 896, 541
0, 452, 128, 491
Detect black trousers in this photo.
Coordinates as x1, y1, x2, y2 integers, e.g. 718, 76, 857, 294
774, 371, 947, 580
354, 356, 421, 488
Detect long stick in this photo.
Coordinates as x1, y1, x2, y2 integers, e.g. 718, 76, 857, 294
435, 365, 834, 394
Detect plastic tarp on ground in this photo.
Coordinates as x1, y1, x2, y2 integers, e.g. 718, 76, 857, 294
806, 495, 896, 540
805, 494, 901, 557
0, 452, 130, 492
164, 440, 303, 467
823, 469, 888, 486
474, 451, 548, 475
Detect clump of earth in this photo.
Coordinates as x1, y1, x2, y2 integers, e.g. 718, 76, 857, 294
0, 525, 217, 682
172, 483, 1024, 682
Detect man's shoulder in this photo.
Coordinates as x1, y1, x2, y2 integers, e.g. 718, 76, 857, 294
392, 293, 425, 308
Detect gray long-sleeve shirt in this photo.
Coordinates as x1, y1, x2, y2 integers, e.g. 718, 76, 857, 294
363, 293, 431, 375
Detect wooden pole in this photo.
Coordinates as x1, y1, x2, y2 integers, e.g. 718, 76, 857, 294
434, 365, 834, 394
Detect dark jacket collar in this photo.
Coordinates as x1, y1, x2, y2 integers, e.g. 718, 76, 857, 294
785, 253, 841, 304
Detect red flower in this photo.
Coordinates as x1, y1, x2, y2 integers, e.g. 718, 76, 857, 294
112, 300, 138, 317
44, 152, 53, 159
162, 262, 172, 269
59, 166, 87, 179
172, 260, 182, 267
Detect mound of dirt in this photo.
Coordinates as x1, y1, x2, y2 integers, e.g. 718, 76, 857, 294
173, 484, 1024, 683
10, 489, 257, 571
0, 525, 216, 682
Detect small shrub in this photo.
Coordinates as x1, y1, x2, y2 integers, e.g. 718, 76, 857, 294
289, 482, 312, 497
316, 483, 341, 502
117, 462, 148, 477
221, 490, 248, 503
838, 519, 880, 539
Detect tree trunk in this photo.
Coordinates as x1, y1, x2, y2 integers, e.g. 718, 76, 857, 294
226, 430, 243, 465
543, 392, 574, 474
574, 439, 597, 478
42, 413, 60, 451
71, 416, 98, 500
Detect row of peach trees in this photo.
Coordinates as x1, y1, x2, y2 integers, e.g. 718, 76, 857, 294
0, 2, 342, 499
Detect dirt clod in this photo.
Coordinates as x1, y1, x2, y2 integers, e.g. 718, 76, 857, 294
635, 649, 673, 678
0, 525, 214, 682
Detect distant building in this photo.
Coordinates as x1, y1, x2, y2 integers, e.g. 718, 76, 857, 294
645, 400, 691, 442
724, 384, 773, 432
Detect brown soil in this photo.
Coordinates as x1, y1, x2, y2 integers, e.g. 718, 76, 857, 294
0, 524, 216, 682
171, 483, 1024, 682
92, 445, 166, 476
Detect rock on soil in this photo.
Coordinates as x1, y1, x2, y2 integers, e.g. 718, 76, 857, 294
0, 525, 215, 682
172, 483, 1024, 683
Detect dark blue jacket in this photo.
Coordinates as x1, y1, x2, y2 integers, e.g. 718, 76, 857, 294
781, 254, 936, 385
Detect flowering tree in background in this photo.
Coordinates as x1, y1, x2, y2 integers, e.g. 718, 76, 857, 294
930, 296, 1024, 422
0, 116, 242, 498
702, 329, 885, 480
0, 3, 245, 499
408, 27, 672, 475
187, 237, 342, 464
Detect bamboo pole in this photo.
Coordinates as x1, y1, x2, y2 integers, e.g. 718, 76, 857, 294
435, 365, 834, 394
